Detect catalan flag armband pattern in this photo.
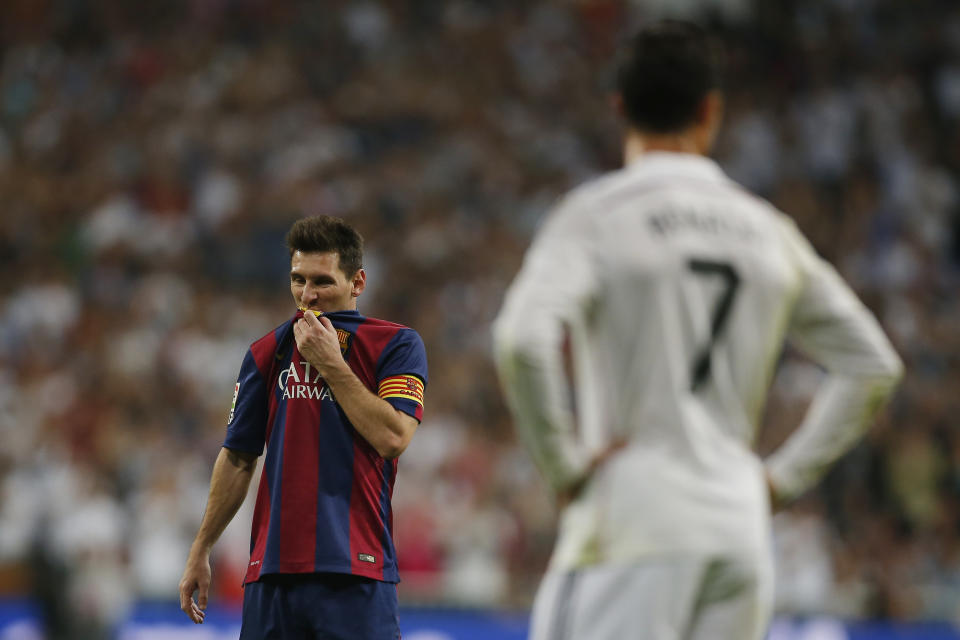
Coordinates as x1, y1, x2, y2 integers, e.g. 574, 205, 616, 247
378, 375, 425, 407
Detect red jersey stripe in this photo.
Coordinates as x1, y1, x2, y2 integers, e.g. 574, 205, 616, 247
244, 473, 270, 583
278, 349, 320, 569
349, 438, 386, 580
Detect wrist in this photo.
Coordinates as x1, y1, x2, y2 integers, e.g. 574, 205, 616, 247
189, 540, 213, 558
320, 359, 353, 385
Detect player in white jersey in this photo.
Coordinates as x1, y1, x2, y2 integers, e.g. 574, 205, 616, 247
493, 22, 903, 640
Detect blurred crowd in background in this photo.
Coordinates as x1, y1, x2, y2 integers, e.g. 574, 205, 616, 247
0, 0, 959, 637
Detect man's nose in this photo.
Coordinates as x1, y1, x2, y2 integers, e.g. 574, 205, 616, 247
302, 283, 318, 302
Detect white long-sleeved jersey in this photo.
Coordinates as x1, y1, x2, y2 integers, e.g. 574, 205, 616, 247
493, 152, 902, 570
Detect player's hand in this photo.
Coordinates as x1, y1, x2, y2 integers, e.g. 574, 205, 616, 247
178, 552, 211, 624
557, 437, 629, 509
294, 311, 347, 377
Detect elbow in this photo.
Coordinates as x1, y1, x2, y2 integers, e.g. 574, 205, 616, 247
368, 407, 419, 460
492, 314, 548, 369
376, 419, 415, 460
876, 348, 905, 387
376, 433, 409, 460
851, 350, 904, 406
492, 308, 538, 355
886, 357, 905, 386
491, 314, 517, 361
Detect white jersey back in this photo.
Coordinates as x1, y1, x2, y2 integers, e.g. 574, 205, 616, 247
494, 152, 901, 569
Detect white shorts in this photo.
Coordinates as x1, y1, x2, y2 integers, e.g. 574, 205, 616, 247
528, 554, 773, 640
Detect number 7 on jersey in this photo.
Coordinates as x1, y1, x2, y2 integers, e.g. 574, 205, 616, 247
687, 259, 740, 391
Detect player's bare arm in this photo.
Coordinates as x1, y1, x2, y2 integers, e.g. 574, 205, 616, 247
179, 447, 257, 624
294, 310, 418, 459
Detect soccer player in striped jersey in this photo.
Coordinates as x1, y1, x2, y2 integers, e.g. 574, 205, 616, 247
493, 22, 902, 640
179, 216, 427, 639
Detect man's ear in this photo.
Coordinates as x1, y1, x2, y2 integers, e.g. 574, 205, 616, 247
697, 91, 723, 127
352, 269, 367, 297
696, 90, 724, 153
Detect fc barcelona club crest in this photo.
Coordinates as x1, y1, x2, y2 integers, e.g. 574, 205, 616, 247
336, 328, 351, 355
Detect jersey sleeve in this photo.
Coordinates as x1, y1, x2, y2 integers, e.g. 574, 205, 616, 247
222, 349, 270, 455
784, 220, 902, 378
375, 329, 428, 422
764, 219, 903, 501
491, 194, 599, 491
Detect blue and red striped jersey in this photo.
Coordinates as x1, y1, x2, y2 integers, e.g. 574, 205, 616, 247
223, 309, 428, 584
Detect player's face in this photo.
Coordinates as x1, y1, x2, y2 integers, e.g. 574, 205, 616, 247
290, 250, 366, 313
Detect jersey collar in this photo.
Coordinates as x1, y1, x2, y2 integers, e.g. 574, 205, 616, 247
626, 151, 727, 184
296, 308, 362, 320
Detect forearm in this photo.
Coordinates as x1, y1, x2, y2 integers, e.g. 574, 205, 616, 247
190, 447, 257, 554
765, 370, 900, 502
493, 317, 589, 492
323, 365, 414, 459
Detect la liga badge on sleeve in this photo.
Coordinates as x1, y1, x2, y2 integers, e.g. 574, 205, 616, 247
228, 382, 240, 424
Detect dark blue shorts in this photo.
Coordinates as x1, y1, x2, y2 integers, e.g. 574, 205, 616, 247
240, 573, 400, 640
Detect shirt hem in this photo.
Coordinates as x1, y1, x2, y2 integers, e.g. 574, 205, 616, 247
244, 562, 400, 584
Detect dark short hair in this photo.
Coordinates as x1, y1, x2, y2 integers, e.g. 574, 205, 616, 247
616, 21, 721, 134
286, 216, 364, 277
